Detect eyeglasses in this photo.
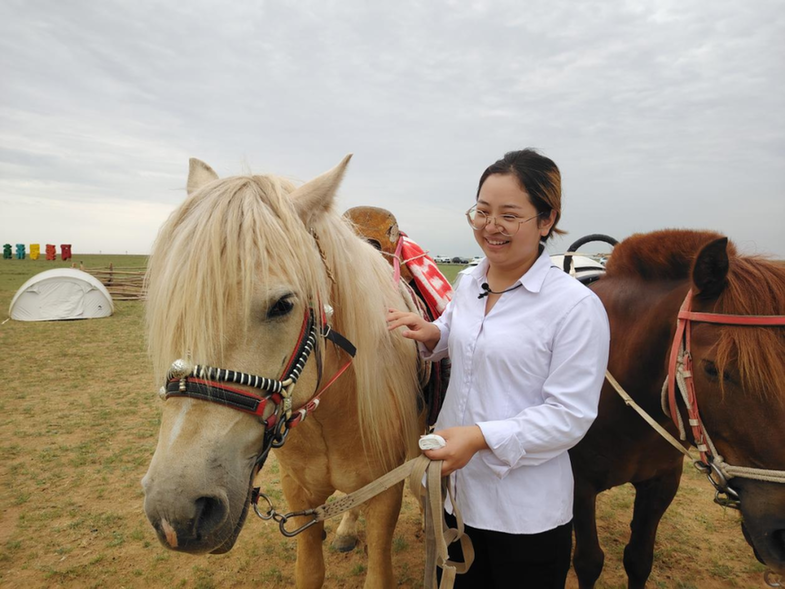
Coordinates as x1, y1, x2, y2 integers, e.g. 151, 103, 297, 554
465, 205, 544, 237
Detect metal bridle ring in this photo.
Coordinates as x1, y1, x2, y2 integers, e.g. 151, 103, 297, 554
765, 570, 783, 588
253, 492, 275, 520
704, 461, 739, 498
270, 416, 290, 449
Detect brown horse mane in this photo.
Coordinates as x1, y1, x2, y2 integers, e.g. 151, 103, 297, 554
604, 229, 736, 281
605, 229, 785, 399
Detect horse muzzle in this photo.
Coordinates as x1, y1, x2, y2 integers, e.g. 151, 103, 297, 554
142, 464, 254, 555
742, 519, 785, 575
738, 481, 785, 575
144, 488, 239, 553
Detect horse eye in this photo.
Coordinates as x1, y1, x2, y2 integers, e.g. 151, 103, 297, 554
702, 360, 731, 382
267, 296, 295, 319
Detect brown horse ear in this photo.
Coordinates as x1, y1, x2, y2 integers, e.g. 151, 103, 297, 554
187, 159, 219, 195
692, 237, 730, 299
291, 155, 352, 226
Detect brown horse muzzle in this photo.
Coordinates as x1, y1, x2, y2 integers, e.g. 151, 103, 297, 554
738, 481, 785, 574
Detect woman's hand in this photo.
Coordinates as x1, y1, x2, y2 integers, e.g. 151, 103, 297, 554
386, 309, 441, 351
423, 426, 489, 476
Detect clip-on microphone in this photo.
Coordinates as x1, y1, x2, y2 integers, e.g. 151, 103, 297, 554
478, 282, 523, 299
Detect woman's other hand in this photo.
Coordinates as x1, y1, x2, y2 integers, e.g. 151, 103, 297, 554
386, 309, 441, 351
423, 426, 489, 476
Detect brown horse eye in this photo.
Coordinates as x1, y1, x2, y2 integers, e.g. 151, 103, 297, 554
702, 360, 731, 382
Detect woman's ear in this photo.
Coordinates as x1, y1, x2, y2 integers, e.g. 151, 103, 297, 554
539, 210, 557, 238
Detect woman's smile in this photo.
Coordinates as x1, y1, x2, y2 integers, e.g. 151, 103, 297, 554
484, 236, 511, 249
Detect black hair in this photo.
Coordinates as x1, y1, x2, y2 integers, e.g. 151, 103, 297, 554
476, 148, 564, 240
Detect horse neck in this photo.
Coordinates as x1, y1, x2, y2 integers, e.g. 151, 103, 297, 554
310, 221, 422, 468
595, 276, 691, 411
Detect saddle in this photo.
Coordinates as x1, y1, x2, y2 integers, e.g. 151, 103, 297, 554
344, 206, 451, 426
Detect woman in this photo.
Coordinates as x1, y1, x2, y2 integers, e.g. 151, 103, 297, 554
387, 149, 610, 588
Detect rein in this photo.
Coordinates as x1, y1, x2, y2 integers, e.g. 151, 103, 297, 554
252, 455, 473, 588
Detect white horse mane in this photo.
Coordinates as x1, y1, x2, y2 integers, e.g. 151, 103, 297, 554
146, 171, 421, 467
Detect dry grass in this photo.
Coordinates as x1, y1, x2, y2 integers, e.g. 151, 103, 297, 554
0, 256, 769, 588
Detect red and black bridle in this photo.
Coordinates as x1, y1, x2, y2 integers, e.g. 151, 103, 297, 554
665, 289, 785, 506
159, 306, 356, 471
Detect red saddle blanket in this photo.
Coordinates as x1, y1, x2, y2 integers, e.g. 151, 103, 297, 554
393, 234, 453, 319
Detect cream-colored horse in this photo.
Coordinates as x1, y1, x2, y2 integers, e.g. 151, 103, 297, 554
142, 156, 422, 588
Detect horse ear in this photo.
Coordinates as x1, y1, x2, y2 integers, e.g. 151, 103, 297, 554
290, 155, 352, 225
692, 237, 730, 299
187, 158, 219, 195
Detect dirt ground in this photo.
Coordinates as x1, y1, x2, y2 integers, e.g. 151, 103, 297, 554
0, 265, 772, 588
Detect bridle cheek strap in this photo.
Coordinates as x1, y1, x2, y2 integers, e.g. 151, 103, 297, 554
284, 357, 354, 429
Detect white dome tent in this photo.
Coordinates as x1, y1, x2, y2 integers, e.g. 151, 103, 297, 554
9, 269, 114, 321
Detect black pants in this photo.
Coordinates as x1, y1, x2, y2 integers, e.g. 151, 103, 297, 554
438, 511, 572, 589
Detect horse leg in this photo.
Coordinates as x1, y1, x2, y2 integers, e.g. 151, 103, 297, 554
572, 479, 605, 589
361, 481, 404, 589
332, 507, 360, 552
280, 470, 330, 589
623, 467, 682, 589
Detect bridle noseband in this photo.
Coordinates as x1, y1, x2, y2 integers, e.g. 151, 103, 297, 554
159, 306, 356, 471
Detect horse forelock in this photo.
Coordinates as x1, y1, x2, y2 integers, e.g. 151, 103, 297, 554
146, 172, 421, 469
146, 174, 329, 385
713, 256, 785, 401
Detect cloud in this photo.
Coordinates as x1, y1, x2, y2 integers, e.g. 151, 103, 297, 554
0, 0, 783, 256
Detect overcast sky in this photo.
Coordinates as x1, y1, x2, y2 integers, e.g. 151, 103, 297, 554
1, 0, 783, 259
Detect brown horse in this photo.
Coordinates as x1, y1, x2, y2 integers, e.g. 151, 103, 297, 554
570, 229, 785, 588
141, 157, 424, 588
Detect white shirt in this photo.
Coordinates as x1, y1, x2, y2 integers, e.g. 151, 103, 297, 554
423, 249, 610, 534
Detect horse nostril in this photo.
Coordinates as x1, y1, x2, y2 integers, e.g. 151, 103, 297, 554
772, 529, 785, 562
193, 496, 228, 539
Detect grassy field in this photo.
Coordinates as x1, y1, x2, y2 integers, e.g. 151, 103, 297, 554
0, 256, 768, 588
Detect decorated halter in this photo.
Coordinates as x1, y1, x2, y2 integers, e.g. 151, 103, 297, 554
159, 306, 356, 470
665, 289, 785, 508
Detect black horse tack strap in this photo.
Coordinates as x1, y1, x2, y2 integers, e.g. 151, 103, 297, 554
165, 378, 282, 416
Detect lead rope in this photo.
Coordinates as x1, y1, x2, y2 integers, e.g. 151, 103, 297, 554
254, 455, 472, 588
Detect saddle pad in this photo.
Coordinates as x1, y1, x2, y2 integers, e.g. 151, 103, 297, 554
399, 235, 453, 318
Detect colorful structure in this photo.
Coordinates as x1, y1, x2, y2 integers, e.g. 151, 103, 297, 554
46, 244, 56, 261
15, 244, 25, 259
60, 244, 72, 261
3, 244, 11, 259
30, 244, 40, 260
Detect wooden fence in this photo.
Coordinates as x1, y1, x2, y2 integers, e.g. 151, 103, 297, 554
78, 263, 146, 301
